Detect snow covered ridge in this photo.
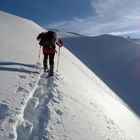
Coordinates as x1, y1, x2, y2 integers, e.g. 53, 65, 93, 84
63, 34, 140, 116
0, 11, 140, 140
46, 28, 84, 38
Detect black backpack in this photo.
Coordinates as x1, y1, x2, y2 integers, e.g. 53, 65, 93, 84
37, 31, 57, 50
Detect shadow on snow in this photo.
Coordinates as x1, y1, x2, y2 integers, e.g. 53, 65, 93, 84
0, 61, 38, 74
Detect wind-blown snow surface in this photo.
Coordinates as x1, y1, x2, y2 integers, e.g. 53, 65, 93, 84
0, 11, 140, 140
63, 35, 140, 116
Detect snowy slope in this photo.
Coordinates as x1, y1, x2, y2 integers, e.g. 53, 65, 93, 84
63, 35, 140, 116
0, 11, 140, 140
0, 11, 44, 139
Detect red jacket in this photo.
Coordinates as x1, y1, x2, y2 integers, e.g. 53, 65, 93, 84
42, 47, 56, 54
43, 40, 63, 55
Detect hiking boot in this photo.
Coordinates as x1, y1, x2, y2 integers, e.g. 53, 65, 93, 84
44, 67, 49, 72
48, 65, 54, 76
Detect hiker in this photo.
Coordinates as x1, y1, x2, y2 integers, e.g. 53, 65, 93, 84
37, 31, 63, 76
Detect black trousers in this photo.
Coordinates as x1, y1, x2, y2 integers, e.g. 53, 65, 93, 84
43, 53, 55, 69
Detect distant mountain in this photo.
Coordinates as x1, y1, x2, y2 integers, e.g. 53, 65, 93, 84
131, 38, 140, 45
46, 28, 83, 38
66, 31, 84, 37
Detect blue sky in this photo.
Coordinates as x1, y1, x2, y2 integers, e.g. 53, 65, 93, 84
1, 0, 140, 38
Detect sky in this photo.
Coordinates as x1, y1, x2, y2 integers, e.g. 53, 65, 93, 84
1, 0, 140, 38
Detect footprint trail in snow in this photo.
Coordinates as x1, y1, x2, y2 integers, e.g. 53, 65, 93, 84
16, 72, 64, 140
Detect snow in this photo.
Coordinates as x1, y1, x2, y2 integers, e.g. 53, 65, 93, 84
63, 35, 140, 115
0, 11, 140, 140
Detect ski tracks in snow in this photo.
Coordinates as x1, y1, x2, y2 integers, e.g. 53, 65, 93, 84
16, 72, 65, 140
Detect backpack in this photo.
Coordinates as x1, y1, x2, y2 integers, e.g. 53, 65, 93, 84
37, 31, 57, 50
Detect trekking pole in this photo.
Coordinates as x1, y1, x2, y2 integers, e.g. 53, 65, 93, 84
56, 47, 61, 72
36, 45, 41, 67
